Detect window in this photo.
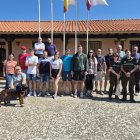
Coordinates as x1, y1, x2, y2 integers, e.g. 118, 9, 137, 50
130, 41, 140, 53
80, 41, 102, 53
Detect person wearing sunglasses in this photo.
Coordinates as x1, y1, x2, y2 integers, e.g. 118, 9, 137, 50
85, 50, 97, 97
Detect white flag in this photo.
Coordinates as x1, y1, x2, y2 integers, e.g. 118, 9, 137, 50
91, 0, 109, 6
69, 0, 76, 5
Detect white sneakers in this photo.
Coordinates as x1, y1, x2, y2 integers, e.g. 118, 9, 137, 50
80, 92, 84, 98
33, 91, 37, 97
27, 91, 37, 97
27, 92, 32, 97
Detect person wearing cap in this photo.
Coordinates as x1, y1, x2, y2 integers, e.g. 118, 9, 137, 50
34, 37, 45, 58
18, 45, 30, 74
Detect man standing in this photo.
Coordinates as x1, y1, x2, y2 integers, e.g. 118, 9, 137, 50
116, 44, 125, 60
60, 49, 73, 96
131, 46, 140, 96
25, 49, 38, 97
95, 49, 106, 95
34, 37, 45, 58
104, 48, 114, 93
37, 51, 52, 97
121, 50, 137, 102
18, 45, 30, 74
71, 45, 88, 98
45, 38, 57, 58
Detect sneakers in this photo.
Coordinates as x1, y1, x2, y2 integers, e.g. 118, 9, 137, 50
99, 91, 104, 95
33, 91, 37, 97
38, 91, 43, 97
46, 91, 50, 96
53, 94, 57, 100
134, 92, 139, 96
130, 99, 136, 103
27, 92, 32, 97
70, 92, 73, 97
80, 92, 84, 98
74, 93, 77, 98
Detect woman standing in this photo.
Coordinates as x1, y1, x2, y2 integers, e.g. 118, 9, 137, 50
85, 50, 97, 96
3, 53, 17, 89
108, 53, 121, 100
50, 51, 63, 99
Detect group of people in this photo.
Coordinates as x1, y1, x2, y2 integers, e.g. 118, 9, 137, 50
2, 37, 140, 102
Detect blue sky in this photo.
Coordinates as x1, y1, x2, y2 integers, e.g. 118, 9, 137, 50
0, 0, 140, 21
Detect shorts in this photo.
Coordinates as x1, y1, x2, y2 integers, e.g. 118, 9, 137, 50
95, 71, 105, 81
40, 74, 49, 83
51, 69, 59, 79
62, 71, 72, 81
73, 71, 85, 81
27, 74, 36, 81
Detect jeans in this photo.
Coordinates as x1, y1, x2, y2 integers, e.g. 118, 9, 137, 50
5, 74, 13, 89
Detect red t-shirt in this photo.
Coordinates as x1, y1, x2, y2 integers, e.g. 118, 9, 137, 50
18, 53, 30, 70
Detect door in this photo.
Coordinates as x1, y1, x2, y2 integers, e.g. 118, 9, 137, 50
0, 42, 6, 76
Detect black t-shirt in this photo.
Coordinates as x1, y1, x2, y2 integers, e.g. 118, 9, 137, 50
121, 57, 136, 72
39, 57, 51, 74
110, 61, 121, 75
105, 54, 114, 69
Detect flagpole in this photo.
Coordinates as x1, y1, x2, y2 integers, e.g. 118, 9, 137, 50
38, 0, 41, 38
75, 0, 78, 53
86, 10, 89, 54
63, 13, 66, 55
51, 0, 54, 43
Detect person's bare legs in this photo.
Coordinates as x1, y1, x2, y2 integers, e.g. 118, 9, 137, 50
62, 81, 66, 94
29, 81, 32, 93
54, 77, 60, 97
74, 80, 78, 97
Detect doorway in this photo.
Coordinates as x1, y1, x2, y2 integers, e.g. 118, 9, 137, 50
0, 42, 6, 77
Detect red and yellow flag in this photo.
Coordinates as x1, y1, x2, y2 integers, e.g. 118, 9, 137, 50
86, 0, 91, 11
64, 0, 69, 12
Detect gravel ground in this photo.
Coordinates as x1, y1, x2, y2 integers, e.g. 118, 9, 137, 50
0, 92, 140, 140
0, 79, 140, 140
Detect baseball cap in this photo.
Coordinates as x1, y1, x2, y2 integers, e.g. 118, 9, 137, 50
21, 45, 27, 50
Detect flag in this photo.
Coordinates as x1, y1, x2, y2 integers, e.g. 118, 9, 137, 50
91, 0, 109, 6
64, 0, 69, 12
86, 0, 91, 11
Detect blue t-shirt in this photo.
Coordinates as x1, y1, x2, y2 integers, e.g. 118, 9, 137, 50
119, 51, 125, 60
61, 55, 73, 71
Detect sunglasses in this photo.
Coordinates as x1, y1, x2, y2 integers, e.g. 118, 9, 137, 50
89, 52, 93, 53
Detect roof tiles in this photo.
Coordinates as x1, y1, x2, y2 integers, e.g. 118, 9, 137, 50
0, 19, 140, 33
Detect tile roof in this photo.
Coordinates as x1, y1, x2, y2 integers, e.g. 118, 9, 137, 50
0, 19, 140, 34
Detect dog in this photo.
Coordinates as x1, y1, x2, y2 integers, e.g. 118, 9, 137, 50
0, 84, 28, 107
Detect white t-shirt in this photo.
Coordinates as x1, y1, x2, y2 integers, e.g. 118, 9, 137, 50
34, 42, 45, 54
26, 55, 38, 74
50, 59, 63, 69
